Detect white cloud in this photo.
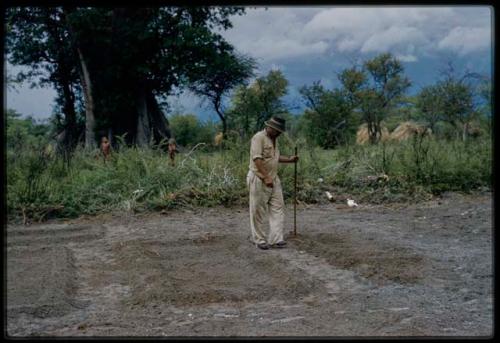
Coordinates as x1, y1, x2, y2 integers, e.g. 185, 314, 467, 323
360, 26, 429, 53
223, 6, 491, 62
222, 7, 325, 60
438, 26, 491, 55
246, 37, 329, 60
337, 38, 359, 52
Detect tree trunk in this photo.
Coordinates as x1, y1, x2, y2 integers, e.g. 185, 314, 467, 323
77, 47, 96, 149
367, 117, 377, 144
136, 89, 150, 147
462, 122, 469, 142
63, 7, 96, 149
108, 127, 114, 147
61, 77, 79, 150
55, 82, 78, 162
43, 9, 78, 155
146, 92, 171, 143
217, 110, 227, 140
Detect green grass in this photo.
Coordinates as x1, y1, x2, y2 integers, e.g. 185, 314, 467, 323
6, 135, 492, 223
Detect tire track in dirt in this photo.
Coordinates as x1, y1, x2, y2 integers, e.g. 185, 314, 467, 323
7, 224, 106, 247
6, 246, 89, 324
6, 223, 109, 336
268, 244, 372, 298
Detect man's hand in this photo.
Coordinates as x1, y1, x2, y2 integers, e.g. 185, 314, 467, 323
263, 175, 274, 188
290, 155, 299, 163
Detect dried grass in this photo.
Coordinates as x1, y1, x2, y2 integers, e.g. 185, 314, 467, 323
356, 123, 390, 144
390, 121, 432, 142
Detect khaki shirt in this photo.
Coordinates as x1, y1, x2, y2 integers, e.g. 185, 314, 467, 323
249, 129, 280, 179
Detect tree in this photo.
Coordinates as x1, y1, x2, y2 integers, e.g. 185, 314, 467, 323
340, 53, 411, 144
299, 81, 355, 148
188, 47, 256, 140
63, 7, 97, 149
415, 84, 443, 133
6, 6, 248, 150
6, 7, 82, 155
228, 70, 289, 137
92, 7, 247, 146
432, 62, 487, 141
477, 78, 492, 133
437, 78, 476, 141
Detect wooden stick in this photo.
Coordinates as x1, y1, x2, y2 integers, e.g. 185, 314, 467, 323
294, 146, 298, 236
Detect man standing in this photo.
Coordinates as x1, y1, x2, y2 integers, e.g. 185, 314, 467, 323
247, 117, 298, 250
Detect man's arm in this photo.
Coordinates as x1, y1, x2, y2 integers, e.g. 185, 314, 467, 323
279, 155, 299, 163
250, 135, 273, 187
254, 158, 274, 187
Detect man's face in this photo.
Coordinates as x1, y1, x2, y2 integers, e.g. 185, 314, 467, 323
266, 126, 282, 139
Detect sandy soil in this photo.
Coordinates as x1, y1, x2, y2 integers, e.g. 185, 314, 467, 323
6, 192, 493, 337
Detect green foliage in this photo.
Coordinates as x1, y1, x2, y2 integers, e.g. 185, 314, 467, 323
67, 7, 248, 142
6, 109, 51, 151
299, 81, 358, 148
187, 45, 256, 135
478, 78, 492, 117
437, 78, 475, 130
415, 84, 443, 132
168, 113, 217, 147
6, 7, 248, 146
7, 132, 491, 223
414, 65, 489, 140
228, 69, 289, 137
339, 53, 411, 144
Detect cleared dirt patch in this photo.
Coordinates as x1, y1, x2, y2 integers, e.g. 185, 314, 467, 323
293, 232, 426, 285
5, 192, 493, 337
111, 236, 324, 307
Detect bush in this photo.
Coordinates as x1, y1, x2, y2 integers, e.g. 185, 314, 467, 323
168, 113, 217, 147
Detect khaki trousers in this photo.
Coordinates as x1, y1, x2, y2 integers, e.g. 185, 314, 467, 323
247, 170, 285, 245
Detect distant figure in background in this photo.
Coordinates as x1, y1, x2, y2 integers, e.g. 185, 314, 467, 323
100, 136, 111, 162
168, 137, 178, 166
214, 132, 224, 146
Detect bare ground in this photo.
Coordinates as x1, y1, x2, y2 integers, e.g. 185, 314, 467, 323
5, 192, 493, 337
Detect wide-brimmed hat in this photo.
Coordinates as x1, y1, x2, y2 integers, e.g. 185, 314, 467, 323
264, 116, 286, 133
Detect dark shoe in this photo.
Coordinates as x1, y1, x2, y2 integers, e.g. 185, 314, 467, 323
274, 241, 287, 248
257, 242, 270, 250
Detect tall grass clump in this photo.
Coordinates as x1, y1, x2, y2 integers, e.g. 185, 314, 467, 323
317, 135, 492, 202
7, 133, 491, 223
7, 139, 250, 222
7, 144, 62, 223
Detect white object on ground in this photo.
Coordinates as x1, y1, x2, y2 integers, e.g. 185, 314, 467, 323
347, 199, 358, 207
325, 191, 334, 201
317, 178, 324, 183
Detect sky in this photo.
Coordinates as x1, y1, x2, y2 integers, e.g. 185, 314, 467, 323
5, 6, 493, 122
